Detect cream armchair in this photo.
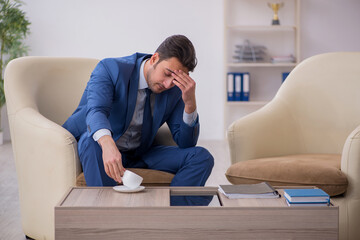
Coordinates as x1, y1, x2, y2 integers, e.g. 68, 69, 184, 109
4, 57, 175, 240
226, 52, 360, 240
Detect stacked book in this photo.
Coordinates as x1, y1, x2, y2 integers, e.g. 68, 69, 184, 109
270, 55, 295, 63
218, 182, 280, 199
284, 188, 330, 206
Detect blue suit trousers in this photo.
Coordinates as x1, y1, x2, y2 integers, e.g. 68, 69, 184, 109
77, 133, 214, 206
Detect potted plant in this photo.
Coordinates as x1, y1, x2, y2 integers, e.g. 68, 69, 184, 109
0, 0, 30, 144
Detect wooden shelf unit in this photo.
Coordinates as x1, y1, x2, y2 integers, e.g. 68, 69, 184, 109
224, 0, 301, 135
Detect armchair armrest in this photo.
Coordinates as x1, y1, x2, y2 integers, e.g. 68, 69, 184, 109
339, 125, 360, 240
341, 125, 360, 198
227, 100, 303, 165
10, 107, 80, 239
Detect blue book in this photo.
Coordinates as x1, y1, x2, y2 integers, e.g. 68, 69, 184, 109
284, 188, 330, 203
282, 72, 290, 82
227, 73, 235, 101
234, 73, 242, 101
242, 72, 250, 101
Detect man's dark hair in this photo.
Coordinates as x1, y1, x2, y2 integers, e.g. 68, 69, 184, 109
155, 35, 197, 72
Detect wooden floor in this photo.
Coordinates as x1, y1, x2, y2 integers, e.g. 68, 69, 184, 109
0, 139, 231, 239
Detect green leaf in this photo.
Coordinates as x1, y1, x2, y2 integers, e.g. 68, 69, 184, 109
0, 0, 31, 111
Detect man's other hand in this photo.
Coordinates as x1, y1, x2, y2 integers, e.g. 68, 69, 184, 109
98, 135, 125, 183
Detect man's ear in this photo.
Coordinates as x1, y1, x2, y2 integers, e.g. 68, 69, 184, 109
150, 52, 160, 65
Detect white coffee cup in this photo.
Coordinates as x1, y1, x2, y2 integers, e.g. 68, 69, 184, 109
122, 170, 143, 189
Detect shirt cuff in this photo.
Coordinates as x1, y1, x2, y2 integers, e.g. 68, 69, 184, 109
93, 129, 112, 141
183, 108, 198, 127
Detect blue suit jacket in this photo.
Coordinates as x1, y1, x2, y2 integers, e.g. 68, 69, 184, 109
63, 53, 199, 154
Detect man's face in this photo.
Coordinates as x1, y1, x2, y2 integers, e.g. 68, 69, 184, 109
146, 54, 188, 94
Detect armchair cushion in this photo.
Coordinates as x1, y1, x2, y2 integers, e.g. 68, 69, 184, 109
225, 154, 348, 196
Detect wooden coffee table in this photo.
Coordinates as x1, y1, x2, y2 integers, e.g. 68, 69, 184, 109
55, 186, 338, 239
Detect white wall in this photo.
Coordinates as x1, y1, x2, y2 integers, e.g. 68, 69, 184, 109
21, 0, 225, 140
2, 0, 359, 141
301, 0, 360, 59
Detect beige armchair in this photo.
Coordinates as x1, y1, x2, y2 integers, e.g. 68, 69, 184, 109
226, 52, 360, 240
4, 57, 175, 240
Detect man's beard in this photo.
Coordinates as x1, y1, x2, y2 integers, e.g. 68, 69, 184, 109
146, 66, 163, 93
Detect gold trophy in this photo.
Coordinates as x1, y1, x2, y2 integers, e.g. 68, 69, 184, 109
268, 2, 284, 25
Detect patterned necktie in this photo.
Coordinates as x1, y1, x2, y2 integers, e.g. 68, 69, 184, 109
141, 88, 153, 146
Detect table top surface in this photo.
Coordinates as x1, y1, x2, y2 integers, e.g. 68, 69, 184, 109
57, 186, 338, 209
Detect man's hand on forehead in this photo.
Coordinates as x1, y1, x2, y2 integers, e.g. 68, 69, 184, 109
169, 68, 196, 113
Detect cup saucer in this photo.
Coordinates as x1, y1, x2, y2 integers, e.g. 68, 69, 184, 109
113, 185, 145, 193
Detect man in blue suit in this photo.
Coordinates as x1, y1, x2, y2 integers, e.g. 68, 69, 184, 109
63, 35, 214, 205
